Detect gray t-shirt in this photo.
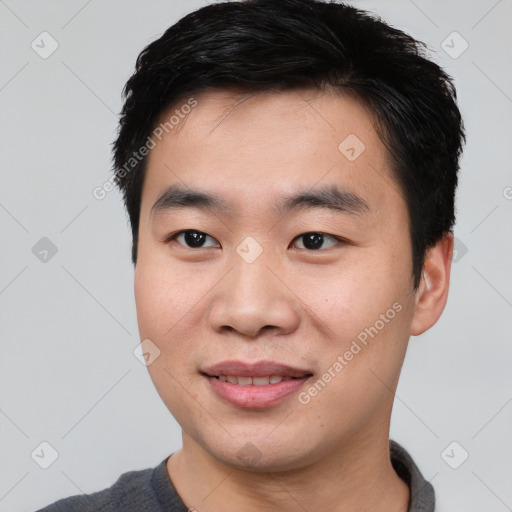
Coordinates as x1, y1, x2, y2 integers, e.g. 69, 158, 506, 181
36, 440, 434, 511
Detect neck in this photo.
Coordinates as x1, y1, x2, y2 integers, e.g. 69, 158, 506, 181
166, 430, 409, 512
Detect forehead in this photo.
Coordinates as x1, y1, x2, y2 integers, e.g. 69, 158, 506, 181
143, 87, 402, 212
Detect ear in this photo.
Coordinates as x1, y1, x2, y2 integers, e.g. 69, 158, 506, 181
410, 232, 454, 336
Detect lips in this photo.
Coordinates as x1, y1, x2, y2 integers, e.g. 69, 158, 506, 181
216, 375, 296, 385
202, 360, 311, 379
201, 360, 313, 408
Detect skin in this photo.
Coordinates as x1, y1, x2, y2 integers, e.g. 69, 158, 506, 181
134, 87, 454, 512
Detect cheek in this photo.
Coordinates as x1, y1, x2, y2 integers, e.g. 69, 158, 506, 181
134, 257, 210, 341
134, 262, 179, 340
134, 262, 201, 416
292, 256, 405, 337
291, 249, 416, 394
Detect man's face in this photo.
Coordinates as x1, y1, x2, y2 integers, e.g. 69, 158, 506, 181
135, 88, 420, 470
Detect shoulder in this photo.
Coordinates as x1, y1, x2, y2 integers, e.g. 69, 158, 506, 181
35, 460, 164, 512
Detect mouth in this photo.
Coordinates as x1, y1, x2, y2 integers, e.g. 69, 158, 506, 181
211, 375, 304, 385
201, 360, 313, 408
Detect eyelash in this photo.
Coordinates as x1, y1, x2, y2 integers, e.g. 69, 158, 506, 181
165, 230, 345, 251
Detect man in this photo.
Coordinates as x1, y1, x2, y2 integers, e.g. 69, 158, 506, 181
38, 0, 464, 510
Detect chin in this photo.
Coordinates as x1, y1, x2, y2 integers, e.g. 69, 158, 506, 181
200, 434, 321, 473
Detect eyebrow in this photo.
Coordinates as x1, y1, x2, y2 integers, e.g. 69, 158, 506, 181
151, 184, 369, 218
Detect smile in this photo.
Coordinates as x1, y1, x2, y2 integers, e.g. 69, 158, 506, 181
213, 375, 302, 385
202, 360, 313, 408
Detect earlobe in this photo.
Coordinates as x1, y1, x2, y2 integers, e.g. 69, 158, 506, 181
410, 233, 454, 336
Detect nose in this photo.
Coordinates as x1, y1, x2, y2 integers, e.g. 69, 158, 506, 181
208, 257, 300, 339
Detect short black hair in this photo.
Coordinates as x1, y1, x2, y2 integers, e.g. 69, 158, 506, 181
112, 0, 465, 290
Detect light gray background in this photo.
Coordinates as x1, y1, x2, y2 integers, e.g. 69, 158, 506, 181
1, 0, 511, 511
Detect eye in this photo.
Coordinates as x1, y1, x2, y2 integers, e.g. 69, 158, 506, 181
291, 232, 341, 250
168, 230, 220, 249
167, 230, 342, 251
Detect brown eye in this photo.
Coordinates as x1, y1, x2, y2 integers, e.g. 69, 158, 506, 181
292, 232, 339, 250
171, 230, 220, 248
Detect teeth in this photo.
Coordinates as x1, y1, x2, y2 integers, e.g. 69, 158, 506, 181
215, 375, 295, 385
252, 377, 270, 386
